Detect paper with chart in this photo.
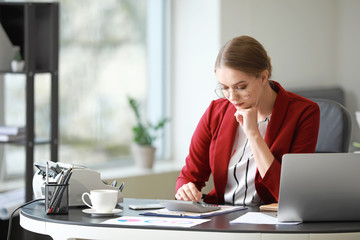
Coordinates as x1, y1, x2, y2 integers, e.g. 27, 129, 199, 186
102, 216, 210, 228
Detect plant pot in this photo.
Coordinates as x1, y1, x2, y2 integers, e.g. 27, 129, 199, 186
131, 143, 156, 169
11, 60, 25, 72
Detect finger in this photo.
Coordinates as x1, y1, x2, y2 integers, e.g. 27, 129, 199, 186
235, 114, 244, 126
184, 186, 198, 201
176, 183, 202, 202
177, 188, 190, 201
175, 192, 183, 200
187, 183, 202, 202
194, 191, 202, 202
175, 190, 182, 200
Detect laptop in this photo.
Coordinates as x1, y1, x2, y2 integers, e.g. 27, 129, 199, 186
277, 153, 360, 222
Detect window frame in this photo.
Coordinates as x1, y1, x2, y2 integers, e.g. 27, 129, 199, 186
147, 0, 171, 160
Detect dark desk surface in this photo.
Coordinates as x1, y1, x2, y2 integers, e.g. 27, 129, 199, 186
21, 198, 360, 234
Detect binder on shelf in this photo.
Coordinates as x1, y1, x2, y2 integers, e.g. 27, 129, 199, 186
0, 126, 25, 135
0, 134, 26, 142
0, 126, 26, 142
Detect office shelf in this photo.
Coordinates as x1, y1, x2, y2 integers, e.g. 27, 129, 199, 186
0, 2, 59, 202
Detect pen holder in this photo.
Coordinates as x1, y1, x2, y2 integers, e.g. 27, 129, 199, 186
45, 182, 69, 215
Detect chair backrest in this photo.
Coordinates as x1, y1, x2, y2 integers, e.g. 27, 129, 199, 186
310, 98, 351, 153
292, 86, 345, 106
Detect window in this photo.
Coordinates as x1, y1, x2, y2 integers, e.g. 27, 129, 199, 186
59, 0, 149, 168
0, 0, 169, 180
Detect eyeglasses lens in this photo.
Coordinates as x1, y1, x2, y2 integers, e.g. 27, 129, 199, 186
214, 87, 250, 99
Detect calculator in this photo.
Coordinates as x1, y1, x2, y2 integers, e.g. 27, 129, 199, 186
159, 200, 220, 213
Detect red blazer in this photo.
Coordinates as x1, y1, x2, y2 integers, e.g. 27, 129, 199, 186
176, 81, 320, 204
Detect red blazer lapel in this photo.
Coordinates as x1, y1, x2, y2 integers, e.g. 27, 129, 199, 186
211, 103, 238, 203
264, 82, 289, 148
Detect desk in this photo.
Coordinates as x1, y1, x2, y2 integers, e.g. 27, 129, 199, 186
20, 198, 360, 240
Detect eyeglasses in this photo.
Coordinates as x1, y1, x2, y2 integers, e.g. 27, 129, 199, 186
214, 83, 250, 99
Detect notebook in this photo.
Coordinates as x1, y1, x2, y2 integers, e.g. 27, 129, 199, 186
277, 153, 360, 222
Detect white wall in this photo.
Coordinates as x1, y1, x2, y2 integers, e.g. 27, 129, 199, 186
171, 0, 360, 162
337, 0, 360, 149
220, 0, 339, 89
171, 0, 221, 164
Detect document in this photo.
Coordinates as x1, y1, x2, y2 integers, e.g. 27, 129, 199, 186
102, 216, 210, 228
230, 212, 300, 225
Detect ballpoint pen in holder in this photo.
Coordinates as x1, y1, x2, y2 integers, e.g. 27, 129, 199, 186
45, 167, 73, 214
45, 182, 69, 214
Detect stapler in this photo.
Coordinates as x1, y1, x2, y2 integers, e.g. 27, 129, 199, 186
33, 161, 123, 206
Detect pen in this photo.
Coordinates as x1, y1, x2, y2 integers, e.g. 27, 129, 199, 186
56, 169, 65, 184
49, 171, 72, 213
48, 207, 54, 214
48, 167, 73, 213
112, 180, 117, 187
46, 161, 49, 184
48, 169, 64, 206
119, 182, 125, 192
62, 167, 73, 184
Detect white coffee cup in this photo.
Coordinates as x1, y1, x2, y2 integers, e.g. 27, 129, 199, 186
82, 189, 118, 212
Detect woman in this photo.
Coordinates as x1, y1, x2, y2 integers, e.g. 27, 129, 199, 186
175, 36, 320, 206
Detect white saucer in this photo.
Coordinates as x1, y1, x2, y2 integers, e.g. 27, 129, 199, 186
82, 208, 122, 216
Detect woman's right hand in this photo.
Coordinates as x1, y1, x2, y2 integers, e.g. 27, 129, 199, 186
175, 182, 202, 202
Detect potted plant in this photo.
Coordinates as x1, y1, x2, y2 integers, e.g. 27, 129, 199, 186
128, 96, 168, 169
11, 48, 25, 72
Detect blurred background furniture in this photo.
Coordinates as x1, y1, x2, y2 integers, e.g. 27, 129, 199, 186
0, 1, 59, 202
311, 98, 351, 153
292, 86, 346, 106
0, 2, 59, 240
290, 86, 351, 152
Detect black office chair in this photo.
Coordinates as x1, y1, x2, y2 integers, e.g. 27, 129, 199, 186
311, 98, 352, 153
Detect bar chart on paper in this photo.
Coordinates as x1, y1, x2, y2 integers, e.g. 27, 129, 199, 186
102, 216, 210, 228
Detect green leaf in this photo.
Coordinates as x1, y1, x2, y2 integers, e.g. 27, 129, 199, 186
13, 49, 22, 61
128, 96, 169, 146
353, 142, 360, 148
